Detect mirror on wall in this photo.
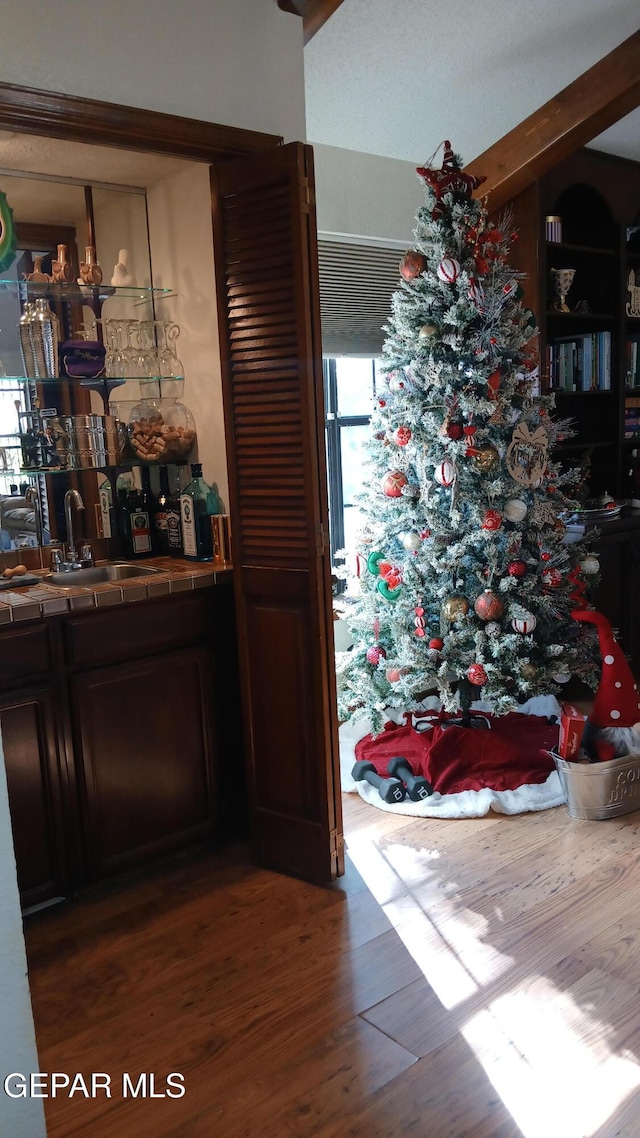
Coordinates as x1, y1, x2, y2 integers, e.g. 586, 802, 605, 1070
0, 171, 153, 552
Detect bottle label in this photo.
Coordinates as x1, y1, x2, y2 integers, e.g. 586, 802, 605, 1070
180, 495, 197, 557
130, 510, 151, 553
154, 508, 168, 533
167, 508, 181, 550
99, 486, 112, 539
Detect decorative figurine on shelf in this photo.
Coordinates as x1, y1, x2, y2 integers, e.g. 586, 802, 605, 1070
78, 246, 103, 287
51, 243, 73, 283
551, 267, 576, 313
23, 255, 52, 284
626, 268, 640, 319
111, 248, 135, 288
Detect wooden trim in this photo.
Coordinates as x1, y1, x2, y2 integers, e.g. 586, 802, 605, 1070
277, 0, 346, 44
0, 81, 283, 162
466, 29, 640, 212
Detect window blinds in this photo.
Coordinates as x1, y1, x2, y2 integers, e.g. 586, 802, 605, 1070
317, 239, 403, 357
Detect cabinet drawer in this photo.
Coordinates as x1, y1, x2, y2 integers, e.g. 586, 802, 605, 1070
64, 592, 215, 668
0, 623, 52, 686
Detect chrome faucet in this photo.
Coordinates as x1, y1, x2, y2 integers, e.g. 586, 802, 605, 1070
63, 488, 85, 569
24, 485, 44, 567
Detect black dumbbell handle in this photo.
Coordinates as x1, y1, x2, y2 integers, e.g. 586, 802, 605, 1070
387, 756, 433, 801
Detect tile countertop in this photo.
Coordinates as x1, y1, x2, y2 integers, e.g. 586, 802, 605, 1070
0, 558, 233, 625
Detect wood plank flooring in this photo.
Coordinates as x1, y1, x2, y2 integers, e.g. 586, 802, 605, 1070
23, 792, 640, 1137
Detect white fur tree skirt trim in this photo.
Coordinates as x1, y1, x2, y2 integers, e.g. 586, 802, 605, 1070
340, 694, 567, 818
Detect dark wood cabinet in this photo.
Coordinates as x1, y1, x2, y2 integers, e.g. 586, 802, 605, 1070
0, 685, 68, 909
0, 584, 241, 908
72, 646, 216, 878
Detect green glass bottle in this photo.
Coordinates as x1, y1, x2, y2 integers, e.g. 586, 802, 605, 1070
180, 462, 213, 561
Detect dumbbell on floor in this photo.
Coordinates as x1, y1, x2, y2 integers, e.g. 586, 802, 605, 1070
351, 760, 406, 803
387, 756, 433, 801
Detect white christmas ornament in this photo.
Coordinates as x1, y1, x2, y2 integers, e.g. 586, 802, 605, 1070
485, 622, 501, 638
552, 673, 571, 684
434, 459, 455, 487
504, 498, 528, 523
400, 532, 421, 551
436, 257, 460, 284
512, 612, 537, 634
580, 556, 600, 575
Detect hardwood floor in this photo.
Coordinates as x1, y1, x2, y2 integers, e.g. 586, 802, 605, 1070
23, 791, 640, 1137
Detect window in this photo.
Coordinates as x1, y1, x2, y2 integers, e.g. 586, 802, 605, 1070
324, 356, 382, 586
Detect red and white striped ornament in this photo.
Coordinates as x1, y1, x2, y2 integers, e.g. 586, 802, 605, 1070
468, 278, 485, 308
434, 459, 455, 487
437, 257, 460, 284
512, 612, 537, 635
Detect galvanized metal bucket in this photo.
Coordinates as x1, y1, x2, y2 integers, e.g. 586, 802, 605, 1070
553, 750, 640, 820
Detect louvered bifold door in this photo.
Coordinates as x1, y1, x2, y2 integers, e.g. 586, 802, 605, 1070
211, 143, 344, 883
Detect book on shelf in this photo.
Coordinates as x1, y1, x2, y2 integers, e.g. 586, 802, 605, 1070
626, 337, 640, 388
548, 331, 611, 391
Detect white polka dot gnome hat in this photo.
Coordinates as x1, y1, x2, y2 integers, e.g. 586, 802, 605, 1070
572, 609, 640, 728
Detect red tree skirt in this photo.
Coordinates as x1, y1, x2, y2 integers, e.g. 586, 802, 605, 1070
341, 695, 566, 817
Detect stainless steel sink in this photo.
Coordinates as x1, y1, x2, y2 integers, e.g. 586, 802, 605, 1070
43, 563, 161, 587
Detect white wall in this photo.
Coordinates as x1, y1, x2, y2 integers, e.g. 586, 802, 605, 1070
0, 734, 46, 1138
312, 143, 423, 247
146, 164, 228, 505
0, 0, 306, 144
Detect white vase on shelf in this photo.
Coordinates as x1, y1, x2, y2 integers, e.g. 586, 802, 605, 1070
111, 249, 135, 288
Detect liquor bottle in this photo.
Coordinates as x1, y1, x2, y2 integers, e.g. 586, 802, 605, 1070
180, 462, 213, 561
139, 466, 158, 552
166, 466, 183, 557
98, 476, 113, 539
116, 487, 133, 556
152, 465, 171, 556
127, 486, 153, 557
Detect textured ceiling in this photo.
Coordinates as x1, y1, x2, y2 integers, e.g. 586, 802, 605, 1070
0, 131, 196, 190
304, 0, 640, 166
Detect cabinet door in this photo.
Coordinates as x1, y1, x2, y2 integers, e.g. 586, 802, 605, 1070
211, 142, 344, 884
0, 686, 68, 909
72, 646, 216, 879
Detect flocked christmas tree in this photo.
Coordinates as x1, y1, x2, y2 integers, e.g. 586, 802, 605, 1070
336, 141, 600, 733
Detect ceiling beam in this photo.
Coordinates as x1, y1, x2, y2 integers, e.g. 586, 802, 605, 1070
465, 29, 640, 211
277, 0, 346, 45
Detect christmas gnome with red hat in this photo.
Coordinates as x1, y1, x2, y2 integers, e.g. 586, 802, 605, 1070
572, 609, 640, 762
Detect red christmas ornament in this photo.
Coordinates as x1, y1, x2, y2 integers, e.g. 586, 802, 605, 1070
378, 399, 386, 408
540, 551, 551, 562
542, 567, 562, 588
394, 426, 412, 447
381, 470, 407, 497
446, 421, 463, 440
366, 646, 386, 665
420, 529, 431, 539
474, 590, 504, 621
437, 257, 460, 284
507, 559, 527, 577
416, 141, 487, 220
399, 250, 426, 281
467, 663, 488, 686
428, 637, 444, 650
482, 509, 502, 532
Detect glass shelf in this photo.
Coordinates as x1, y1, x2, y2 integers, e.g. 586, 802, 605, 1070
0, 374, 159, 385
0, 280, 175, 303
546, 241, 616, 257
